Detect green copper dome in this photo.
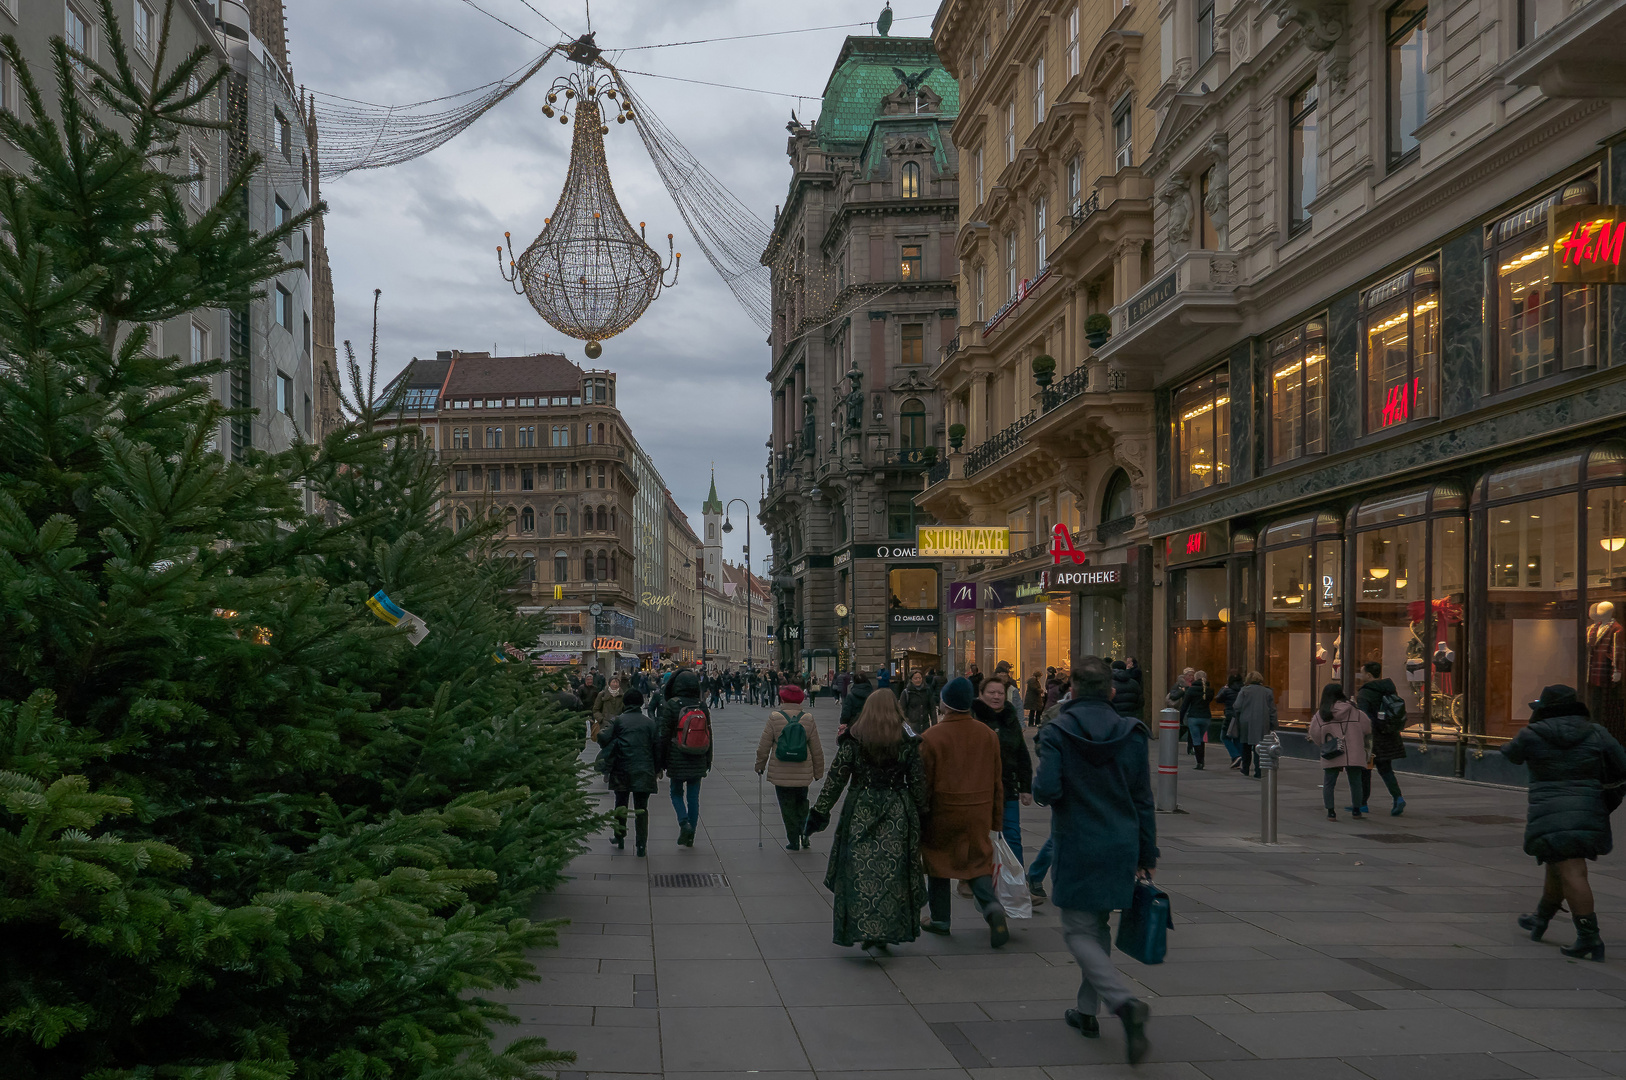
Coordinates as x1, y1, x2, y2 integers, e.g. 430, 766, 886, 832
815, 35, 959, 152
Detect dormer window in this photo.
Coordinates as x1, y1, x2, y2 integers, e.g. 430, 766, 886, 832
901, 160, 922, 198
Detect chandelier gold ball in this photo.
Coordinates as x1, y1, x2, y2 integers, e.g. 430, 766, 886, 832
584, 340, 602, 360
565, 88, 575, 99
547, 92, 557, 103
616, 115, 625, 124
600, 125, 609, 134
542, 105, 554, 117
560, 115, 569, 124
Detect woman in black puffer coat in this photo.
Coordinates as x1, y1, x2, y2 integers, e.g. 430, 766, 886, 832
1110, 660, 1142, 719
1501, 685, 1626, 962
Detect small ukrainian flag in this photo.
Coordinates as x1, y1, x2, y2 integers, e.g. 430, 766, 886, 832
367, 590, 407, 626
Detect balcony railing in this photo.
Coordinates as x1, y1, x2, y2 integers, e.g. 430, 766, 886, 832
1068, 191, 1100, 232
885, 447, 939, 469
942, 331, 961, 363
1039, 365, 1125, 413
926, 458, 950, 486
1097, 515, 1136, 544
964, 411, 1036, 477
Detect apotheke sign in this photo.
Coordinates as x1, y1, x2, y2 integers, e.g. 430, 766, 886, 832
1051, 565, 1126, 588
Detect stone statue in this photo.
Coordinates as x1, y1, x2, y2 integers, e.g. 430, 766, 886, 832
1203, 133, 1231, 251
1162, 172, 1193, 251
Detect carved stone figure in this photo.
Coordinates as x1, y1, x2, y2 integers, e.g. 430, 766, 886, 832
1161, 172, 1194, 250
1203, 134, 1231, 251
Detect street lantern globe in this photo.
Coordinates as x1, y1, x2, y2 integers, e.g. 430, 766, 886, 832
723, 519, 733, 533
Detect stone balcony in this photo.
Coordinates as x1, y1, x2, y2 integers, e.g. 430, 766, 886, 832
1095, 247, 1243, 363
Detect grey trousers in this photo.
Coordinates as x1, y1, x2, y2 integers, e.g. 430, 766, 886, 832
1060, 908, 1134, 1016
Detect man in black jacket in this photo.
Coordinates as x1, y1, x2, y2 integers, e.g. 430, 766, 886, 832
972, 678, 1034, 862
1355, 661, 1406, 815
1110, 660, 1142, 719
658, 670, 713, 846
839, 669, 875, 726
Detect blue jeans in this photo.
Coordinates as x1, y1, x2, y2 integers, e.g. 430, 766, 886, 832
1027, 833, 1055, 887
1186, 718, 1208, 745
1002, 799, 1023, 865
669, 777, 701, 830
1221, 734, 1244, 761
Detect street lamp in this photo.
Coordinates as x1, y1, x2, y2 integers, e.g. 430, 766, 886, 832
724, 497, 754, 676
685, 550, 705, 668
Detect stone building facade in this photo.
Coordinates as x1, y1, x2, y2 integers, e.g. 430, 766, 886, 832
921, 0, 1166, 680
760, 29, 961, 682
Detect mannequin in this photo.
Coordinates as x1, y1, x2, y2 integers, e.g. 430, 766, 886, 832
1432, 639, 1455, 698
1587, 601, 1624, 741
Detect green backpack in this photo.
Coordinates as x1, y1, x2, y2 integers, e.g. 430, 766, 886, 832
774, 710, 809, 763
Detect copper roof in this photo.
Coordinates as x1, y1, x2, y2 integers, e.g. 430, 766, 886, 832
440, 352, 587, 398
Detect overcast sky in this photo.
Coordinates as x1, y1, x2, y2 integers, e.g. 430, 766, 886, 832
285, 0, 934, 570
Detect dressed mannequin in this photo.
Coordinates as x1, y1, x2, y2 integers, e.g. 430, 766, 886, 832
1405, 624, 1426, 701
1587, 601, 1624, 741
1432, 640, 1455, 698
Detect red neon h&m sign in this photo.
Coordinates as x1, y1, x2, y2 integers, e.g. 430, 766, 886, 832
1380, 377, 1421, 428
1549, 204, 1626, 285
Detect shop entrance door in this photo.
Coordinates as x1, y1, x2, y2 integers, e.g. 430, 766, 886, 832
1170, 565, 1229, 691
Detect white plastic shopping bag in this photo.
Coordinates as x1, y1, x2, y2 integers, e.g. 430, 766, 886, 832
989, 830, 1033, 919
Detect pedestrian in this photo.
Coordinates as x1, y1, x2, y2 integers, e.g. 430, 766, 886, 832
657, 669, 712, 846
1503, 684, 1625, 961
840, 669, 875, 725
1034, 656, 1156, 1065
1125, 657, 1143, 686
899, 668, 935, 732
596, 689, 659, 856
1024, 672, 1044, 728
1233, 671, 1277, 777
992, 660, 1017, 694
1216, 673, 1244, 769
1307, 682, 1370, 820
806, 688, 930, 950
972, 676, 1033, 863
1183, 671, 1214, 769
592, 676, 624, 743
1356, 661, 1407, 815
918, 676, 1010, 948
754, 685, 825, 850
966, 663, 984, 697
1109, 660, 1142, 720
877, 664, 893, 690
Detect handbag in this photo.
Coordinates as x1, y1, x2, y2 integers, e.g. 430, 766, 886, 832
1115, 879, 1172, 965
989, 831, 1033, 919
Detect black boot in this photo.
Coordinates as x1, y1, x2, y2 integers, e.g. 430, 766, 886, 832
1559, 914, 1605, 961
1517, 897, 1562, 941
1115, 998, 1150, 1065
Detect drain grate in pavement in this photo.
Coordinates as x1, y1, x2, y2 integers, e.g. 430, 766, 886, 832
1451, 814, 1521, 825
1362, 832, 1434, 844
650, 872, 730, 888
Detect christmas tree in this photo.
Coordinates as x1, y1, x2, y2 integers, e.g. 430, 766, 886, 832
0, 3, 595, 1077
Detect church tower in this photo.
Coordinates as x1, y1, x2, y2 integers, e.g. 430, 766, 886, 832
702, 469, 723, 594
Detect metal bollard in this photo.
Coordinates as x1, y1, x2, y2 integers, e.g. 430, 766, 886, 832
1157, 707, 1179, 812
1257, 731, 1282, 844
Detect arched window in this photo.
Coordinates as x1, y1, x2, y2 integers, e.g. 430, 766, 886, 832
585, 424, 594, 444
598, 464, 607, 488
901, 160, 922, 198
555, 506, 569, 534
610, 551, 618, 580
597, 550, 609, 580
609, 508, 617, 534
554, 549, 569, 582
520, 506, 535, 532
1101, 468, 1134, 523
900, 397, 927, 449
507, 505, 518, 533
455, 507, 470, 530
583, 549, 596, 581
522, 551, 537, 581
597, 422, 606, 444
596, 506, 608, 532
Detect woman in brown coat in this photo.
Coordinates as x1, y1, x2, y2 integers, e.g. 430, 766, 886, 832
918, 676, 1010, 947
754, 685, 826, 849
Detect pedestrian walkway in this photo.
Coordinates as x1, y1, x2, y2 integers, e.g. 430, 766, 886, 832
494, 699, 1626, 1079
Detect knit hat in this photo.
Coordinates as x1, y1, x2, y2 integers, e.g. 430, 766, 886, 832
940, 676, 974, 713
779, 685, 805, 704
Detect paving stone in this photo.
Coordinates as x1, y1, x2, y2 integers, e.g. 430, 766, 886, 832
653, 920, 761, 960
1339, 1052, 1534, 1079
791, 1004, 962, 1071
488, 1022, 661, 1072
1192, 1059, 1372, 1080
1460, 1009, 1626, 1052
768, 957, 909, 1006
1231, 991, 1355, 1012
656, 957, 779, 1007
1130, 958, 1401, 997
956, 1014, 1251, 1067
658, 1005, 809, 1072
1211, 1009, 1542, 1058
1486, 1051, 1607, 1077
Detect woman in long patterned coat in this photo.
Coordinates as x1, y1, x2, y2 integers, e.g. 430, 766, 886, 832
806, 688, 929, 949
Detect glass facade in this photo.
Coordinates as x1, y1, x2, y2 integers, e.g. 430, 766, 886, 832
1362, 258, 1439, 432
1173, 366, 1230, 496
1268, 317, 1327, 464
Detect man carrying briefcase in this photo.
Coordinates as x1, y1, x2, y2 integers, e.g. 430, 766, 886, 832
1033, 655, 1158, 1065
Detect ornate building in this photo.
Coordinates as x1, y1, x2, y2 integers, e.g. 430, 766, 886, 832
920, 0, 1165, 677
760, 27, 961, 682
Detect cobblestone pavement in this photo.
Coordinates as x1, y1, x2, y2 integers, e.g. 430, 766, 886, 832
496, 698, 1626, 1079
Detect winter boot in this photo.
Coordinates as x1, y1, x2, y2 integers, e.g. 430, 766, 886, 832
1517, 896, 1562, 941
985, 908, 1010, 949
1115, 998, 1150, 1065
1559, 914, 1605, 961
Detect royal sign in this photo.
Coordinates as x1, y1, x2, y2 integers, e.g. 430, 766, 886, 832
1550, 205, 1626, 284
916, 526, 1011, 558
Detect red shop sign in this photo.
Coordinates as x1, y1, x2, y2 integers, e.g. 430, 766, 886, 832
1549, 204, 1626, 284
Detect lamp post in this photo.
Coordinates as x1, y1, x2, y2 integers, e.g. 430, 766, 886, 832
685, 548, 704, 669
724, 497, 753, 676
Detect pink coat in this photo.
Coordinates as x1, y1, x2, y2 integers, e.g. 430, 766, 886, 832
1307, 700, 1372, 769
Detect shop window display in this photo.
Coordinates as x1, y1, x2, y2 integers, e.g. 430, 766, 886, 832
1262, 514, 1342, 726
1486, 175, 1600, 393
1171, 566, 1228, 688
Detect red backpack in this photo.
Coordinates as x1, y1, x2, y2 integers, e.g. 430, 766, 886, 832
674, 706, 712, 753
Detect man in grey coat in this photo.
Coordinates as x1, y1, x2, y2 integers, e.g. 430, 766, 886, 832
1232, 671, 1277, 778
1033, 655, 1157, 1065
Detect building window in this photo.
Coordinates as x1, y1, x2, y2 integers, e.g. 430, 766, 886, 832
1487, 177, 1600, 392
190, 321, 207, 365
901, 160, 921, 198
1034, 198, 1047, 270
900, 243, 922, 280
521, 466, 534, 490
1288, 81, 1318, 233
1066, 6, 1080, 77
888, 493, 934, 540
65, 5, 92, 72
275, 285, 292, 331
0, 57, 15, 116
598, 506, 610, 532
302, 312, 310, 354
974, 146, 984, 204
134, 1, 154, 51
487, 468, 501, 492
900, 397, 927, 449
189, 148, 206, 204
554, 465, 567, 489
1386, 0, 1428, 168
551, 424, 570, 447
1362, 258, 1440, 432
1262, 514, 1344, 727
276, 371, 294, 417
520, 507, 535, 532
1067, 156, 1081, 214
1199, 169, 1218, 249
901, 323, 924, 366
456, 508, 470, 530
1268, 317, 1328, 464
454, 468, 470, 493
1520, 0, 1567, 45
1102, 469, 1133, 523
485, 426, 504, 449
1112, 94, 1133, 170
554, 507, 569, 533
275, 109, 291, 159
274, 196, 289, 231
1173, 366, 1230, 496
1005, 100, 1016, 162
554, 549, 569, 582
597, 464, 607, 488
1005, 230, 1017, 299
1032, 56, 1045, 125
975, 265, 986, 322
518, 425, 535, 447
